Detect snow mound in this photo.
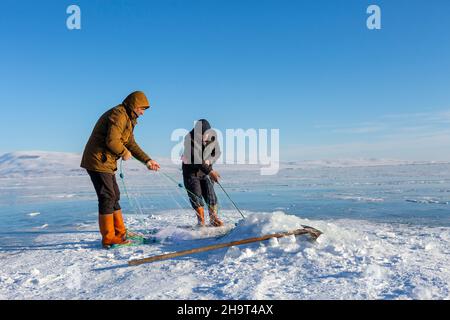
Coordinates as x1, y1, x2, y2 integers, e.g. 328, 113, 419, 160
228, 211, 314, 237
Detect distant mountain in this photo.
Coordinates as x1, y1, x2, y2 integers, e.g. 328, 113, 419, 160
0, 151, 447, 178
0, 151, 83, 178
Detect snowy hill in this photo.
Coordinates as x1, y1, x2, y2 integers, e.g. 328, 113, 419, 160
0, 151, 84, 178
0, 151, 179, 178
0, 151, 447, 178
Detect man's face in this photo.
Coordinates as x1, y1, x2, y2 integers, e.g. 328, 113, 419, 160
202, 133, 210, 144
203, 132, 216, 145
134, 107, 148, 117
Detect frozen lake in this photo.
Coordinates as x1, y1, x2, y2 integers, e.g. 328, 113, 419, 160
1, 163, 450, 241
1, 163, 449, 299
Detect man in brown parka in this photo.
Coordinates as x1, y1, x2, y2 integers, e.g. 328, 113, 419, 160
81, 91, 160, 247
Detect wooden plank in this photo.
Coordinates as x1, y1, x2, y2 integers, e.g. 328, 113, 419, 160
128, 226, 322, 266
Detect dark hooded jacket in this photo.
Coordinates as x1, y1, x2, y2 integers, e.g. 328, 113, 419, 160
80, 91, 152, 173
182, 119, 221, 176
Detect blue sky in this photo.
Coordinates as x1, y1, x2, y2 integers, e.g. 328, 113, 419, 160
0, 0, 449, 160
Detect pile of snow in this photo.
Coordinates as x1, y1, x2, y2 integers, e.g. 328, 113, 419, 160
227, 211, 312, 236
1, 210, 449, 300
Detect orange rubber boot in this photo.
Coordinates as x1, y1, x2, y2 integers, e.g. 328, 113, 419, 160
208, 205, 224, 227
195, 207, 205, 226
99, 214, 130, 247
113, 210, 127, 239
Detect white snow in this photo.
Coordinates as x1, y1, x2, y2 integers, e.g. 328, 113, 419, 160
1, 210, 449, 300
333, 195, 384, 202
33, 224, 49, 229
27, 212, 41, 217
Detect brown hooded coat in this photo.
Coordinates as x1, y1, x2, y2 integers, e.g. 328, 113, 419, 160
80, 91, 152, 173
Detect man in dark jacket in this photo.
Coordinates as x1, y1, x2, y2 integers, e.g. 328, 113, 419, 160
182, 119, 223, 227
81, 91, 160, 247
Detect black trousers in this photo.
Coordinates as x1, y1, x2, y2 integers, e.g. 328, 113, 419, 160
183, 172, 217, 209
87, 170, 121, 215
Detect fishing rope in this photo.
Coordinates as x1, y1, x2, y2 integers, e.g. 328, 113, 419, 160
119, 159, 225, 225
120, 160, 174, 215
120, 159, 246, 224
155, 171, 187, 211
119, 159, 143, 215
157, 171, 193, 209
216, 181, 246, 219
158, 171, 223, 220
117, 158, 250, 246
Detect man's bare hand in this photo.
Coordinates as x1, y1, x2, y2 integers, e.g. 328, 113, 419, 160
146, 160, 160, 171
122, 150, 132, 161
209, 170, 221, 183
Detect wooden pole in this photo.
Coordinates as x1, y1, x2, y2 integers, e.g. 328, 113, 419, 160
128, 226, 322, 266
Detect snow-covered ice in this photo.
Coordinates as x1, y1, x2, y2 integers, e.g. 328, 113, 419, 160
1, 152, 450, 299
1, 210, 449, 300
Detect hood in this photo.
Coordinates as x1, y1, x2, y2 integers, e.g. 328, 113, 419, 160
122, 91, 150, 118
190, 119, 211, 139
